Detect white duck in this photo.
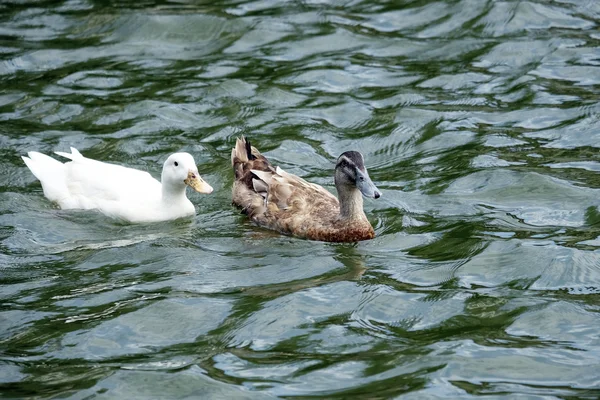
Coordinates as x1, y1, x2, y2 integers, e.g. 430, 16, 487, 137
22, 148, 213, 223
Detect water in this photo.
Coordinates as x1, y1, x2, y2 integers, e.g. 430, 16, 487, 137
2, 0, 600, 398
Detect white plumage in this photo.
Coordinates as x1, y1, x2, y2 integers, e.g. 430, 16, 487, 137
22, 148, 213, 223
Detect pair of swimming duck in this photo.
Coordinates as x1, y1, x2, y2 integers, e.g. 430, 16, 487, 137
22, 137, 381, 242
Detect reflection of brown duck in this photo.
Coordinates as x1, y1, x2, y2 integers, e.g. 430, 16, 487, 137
231, 136, 381, 242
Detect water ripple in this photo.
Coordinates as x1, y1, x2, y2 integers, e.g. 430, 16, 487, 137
2, 0, 600, 398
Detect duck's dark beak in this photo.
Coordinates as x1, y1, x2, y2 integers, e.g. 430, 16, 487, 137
184, 170, 213, 194
356, 168, 381, 199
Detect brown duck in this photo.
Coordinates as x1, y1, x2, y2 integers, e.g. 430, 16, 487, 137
231, 137, 381, 242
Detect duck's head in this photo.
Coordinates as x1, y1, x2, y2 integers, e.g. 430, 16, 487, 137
334, 151, 381, 199
162, 153, 213, 194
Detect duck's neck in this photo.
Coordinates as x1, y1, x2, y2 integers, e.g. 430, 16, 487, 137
337, 185, 366, 220
161, 176, 188, 205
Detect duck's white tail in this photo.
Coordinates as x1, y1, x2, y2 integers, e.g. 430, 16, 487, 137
22, 151, 68, 204
55, 147, 84, 161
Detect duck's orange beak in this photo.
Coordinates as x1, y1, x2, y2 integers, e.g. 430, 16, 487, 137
184, 170, 213, 194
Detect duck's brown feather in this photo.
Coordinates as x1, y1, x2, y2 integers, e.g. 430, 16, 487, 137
231, 137, 375, 242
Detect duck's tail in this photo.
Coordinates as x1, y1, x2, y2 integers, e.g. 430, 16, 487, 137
231, 136, 254, 164
54, 147, 84, 161
231, 136, 270, 180
22, 151, 68, 204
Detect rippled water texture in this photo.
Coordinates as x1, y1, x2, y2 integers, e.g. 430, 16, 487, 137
2, 0, 600, 398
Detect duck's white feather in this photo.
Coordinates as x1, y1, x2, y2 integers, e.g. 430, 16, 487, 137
57, 148, 161, 206
22, 151, 70, 205
22, 148, 212, 223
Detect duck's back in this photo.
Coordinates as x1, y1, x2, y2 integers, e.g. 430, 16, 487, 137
231, 137, 374, 242
23, 148, 162, 219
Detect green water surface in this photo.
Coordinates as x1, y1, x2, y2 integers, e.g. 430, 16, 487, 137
2, 0, 600, 398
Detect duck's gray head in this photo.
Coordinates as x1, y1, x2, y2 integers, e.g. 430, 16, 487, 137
334, 151, 381, 199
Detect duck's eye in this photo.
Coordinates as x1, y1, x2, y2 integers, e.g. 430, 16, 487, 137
359, 176, 365, 181
174, 161, 178, 167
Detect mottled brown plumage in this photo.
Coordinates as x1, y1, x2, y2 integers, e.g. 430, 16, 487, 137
231, 136, 381, 242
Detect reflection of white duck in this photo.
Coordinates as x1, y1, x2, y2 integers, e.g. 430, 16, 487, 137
22, 148, 213, 223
